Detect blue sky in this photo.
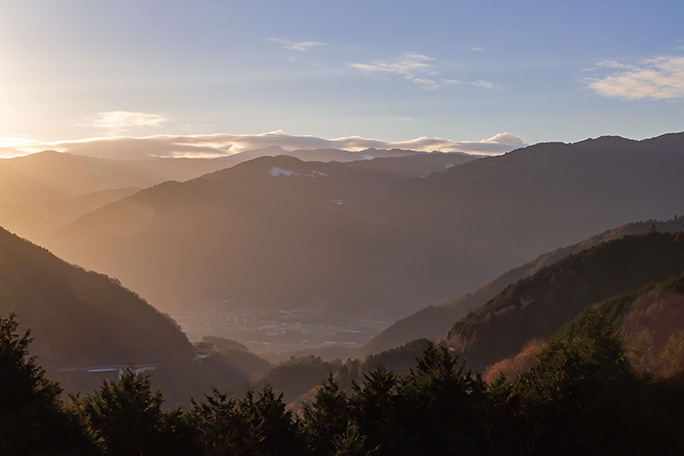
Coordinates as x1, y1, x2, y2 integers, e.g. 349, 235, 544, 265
2, 0, 683, 155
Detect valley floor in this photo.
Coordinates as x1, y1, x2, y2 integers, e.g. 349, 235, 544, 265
173, 303, 392, 353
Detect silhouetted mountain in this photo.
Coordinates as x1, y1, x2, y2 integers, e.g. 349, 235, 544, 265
0, 148, 470, 243
3, 147, 437, 202
446, 231, 684, 371
0, 225, 261, 405
356, 216, 684, 358
0, 225, 193, 368
39, 133, 684, 349
337, 151, 475, 178
370, 132, 684, 301
43, 155, 462, 322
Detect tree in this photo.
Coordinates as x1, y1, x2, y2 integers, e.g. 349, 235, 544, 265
509, 309, 638, 454
0, 312, 94, 455
396, 344, 491, 455
70, 368, 197, 456
247, 383, 304, 456
348, 365, 398, 455
300, 372, 351, 456
190, 383, 304, 456
189, 389, 249, 455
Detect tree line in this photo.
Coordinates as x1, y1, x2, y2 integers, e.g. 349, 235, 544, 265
2, 310, 684, 455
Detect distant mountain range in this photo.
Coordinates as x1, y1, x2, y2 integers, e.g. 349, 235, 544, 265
0, 146, 435, 203
0, 147, 457, 238
39, 153, 477, 320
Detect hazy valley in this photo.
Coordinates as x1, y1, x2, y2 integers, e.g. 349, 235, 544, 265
3, 131, 684, 454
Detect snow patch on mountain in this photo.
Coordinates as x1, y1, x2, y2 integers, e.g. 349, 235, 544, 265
270, 167, 297, 177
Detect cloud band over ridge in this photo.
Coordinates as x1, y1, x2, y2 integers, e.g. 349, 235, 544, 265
0, 131, 526, 160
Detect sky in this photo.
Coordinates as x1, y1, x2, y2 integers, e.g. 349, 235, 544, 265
1, 0, 684, 158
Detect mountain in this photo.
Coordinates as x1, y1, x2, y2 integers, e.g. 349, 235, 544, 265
0, 148, 469, 242
557, 271, 684, 377
2, 147, 440, 203
39, 133, 684, 350
446, 231, 684, 371
0, 187, 141, 238
0, 224, 261, 404
0, 225, 193, 368
336, 151, 475, 178
371, 133, 684, 291
227, 146, 425, 163
43, 156, 420, 317
356, 216, 684, 358
485, 268, 684, 382
0, 159, 68, 204
1, 151, 236, 200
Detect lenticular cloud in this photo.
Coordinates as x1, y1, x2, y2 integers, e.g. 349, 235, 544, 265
1, 131, 526, 160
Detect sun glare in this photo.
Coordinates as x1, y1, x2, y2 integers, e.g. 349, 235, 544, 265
0, 137, 42, 158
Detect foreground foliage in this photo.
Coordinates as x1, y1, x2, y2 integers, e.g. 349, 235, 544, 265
4, 311, 684, 455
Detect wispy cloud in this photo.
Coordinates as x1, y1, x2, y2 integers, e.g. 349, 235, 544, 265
586, 56, 684, 100
268, 38, 327, 52
0, 131, 526, 160
471, 80, 503, 91
350, 52, 501, 91
83, 111, 169, 133
350, 52, 435, 76
472, 46, 483, 52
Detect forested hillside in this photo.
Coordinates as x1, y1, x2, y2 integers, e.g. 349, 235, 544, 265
358, 216, 684, 357
0, 226, 192, 367
5, 310, 684, 456
447, 230, 684, 371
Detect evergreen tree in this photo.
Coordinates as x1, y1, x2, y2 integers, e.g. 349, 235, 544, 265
300, 372, 351, 456
349, 365, 398, 455
332, 422, 369, 456
509, 310, 638, 454
0, 312, 94, 455
189, 389, 250, 456
396, 344, 491, 455
191, 384, 304, 456
248, 383, 304, 456
70, 368, 197, 456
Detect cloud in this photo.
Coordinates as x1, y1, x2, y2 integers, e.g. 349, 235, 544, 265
350, 52, 435, 76
471, 80, 503, 91
268, 38, 327, 52
481, 132, 526, 146
586, 56, 684, 100
472, 46, 483, 52
0, 137, 43, 157
84, 111, 169, 133
350, 52, 501, 91
1, 131, 526, 160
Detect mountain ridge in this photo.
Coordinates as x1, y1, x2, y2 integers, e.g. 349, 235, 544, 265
356, 216, 684, 358
446, 231, 684, 371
